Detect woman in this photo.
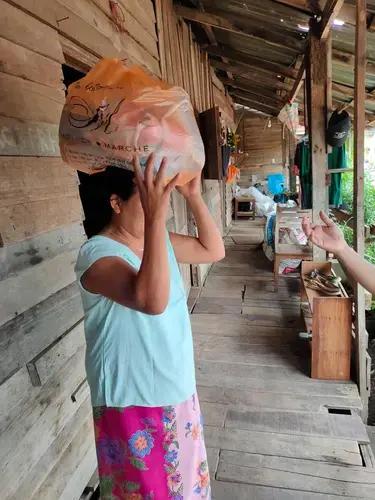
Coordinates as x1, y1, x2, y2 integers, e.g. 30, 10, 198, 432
75, 154, 224, 500
303, 211, 375, 295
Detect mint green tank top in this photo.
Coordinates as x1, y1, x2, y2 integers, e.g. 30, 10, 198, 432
75, 235, 196, 407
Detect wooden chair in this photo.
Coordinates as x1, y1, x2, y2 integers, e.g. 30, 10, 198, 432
274, 206, 313, 291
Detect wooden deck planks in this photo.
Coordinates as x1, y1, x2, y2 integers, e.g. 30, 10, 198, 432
216, 452, 375, 497
212, 481, 364, 500
193, 221, 370, 497
198, 385, 362, 413
225, 409, 369, 442
205, 426, 363, 466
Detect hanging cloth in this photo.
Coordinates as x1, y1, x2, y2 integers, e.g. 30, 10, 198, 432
221, 145, 231, 177
294, 139, 312, 209
328, 144, 347, 206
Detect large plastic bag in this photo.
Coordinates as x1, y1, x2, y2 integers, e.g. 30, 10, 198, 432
235, 186, 276, 217
59, 58, 205, 184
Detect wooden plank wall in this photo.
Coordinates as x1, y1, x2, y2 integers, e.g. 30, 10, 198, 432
0, 0, 159, 499
212, 69, 235, 130
238, 114, 283, 188
155, 0, 225, 287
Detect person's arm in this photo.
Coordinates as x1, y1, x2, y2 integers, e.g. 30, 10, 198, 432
81, 156, 180, 315
169, 174, 225, 264
302, 211, 375, 295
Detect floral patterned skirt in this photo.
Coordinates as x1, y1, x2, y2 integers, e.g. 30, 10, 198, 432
94, 393, 211, 500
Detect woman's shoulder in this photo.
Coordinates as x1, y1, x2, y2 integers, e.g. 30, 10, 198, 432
75, 235, 123, 275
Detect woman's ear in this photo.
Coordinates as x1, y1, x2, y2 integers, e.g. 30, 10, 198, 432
110, 194, 121, 214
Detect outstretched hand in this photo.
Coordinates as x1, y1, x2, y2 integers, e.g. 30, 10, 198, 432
302, 211, 348, 255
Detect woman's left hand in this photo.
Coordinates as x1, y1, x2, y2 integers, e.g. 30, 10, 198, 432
176, 173, 201, 200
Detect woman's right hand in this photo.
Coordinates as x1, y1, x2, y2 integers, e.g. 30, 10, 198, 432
133, 154, 180, 224
302, 211, 348, 255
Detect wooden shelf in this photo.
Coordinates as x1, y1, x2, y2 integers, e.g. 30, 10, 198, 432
301, 302, 312, 333
300, 261, 352, 381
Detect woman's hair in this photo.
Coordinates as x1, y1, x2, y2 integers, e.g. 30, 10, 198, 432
79, 166, 136, 238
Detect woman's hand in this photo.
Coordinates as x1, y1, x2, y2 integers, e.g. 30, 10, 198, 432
134, 154, 180, 223
302, 211, 348, 255
176, 173, 202, 200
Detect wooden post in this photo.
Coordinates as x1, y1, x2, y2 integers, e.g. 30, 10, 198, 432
307, 22, 328, 260
354, 0, 369, 420
326, 32, 333, 154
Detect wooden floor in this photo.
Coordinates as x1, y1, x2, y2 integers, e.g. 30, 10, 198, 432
190, 220, 375, 499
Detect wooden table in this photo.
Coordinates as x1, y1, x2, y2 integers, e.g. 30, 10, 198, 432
234, 197, 256, 220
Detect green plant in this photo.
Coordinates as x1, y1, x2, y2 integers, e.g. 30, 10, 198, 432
341, 171, 375, 226
337, 220, 354, 247
227, 131, 240, 150
365, 241, 375, 264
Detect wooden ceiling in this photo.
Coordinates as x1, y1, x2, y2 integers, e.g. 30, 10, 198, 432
174, 0, 375, 124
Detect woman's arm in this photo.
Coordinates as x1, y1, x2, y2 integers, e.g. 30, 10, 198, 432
169, 175, 225, 264
302, 211, 375, 295
81, 156, 180, 315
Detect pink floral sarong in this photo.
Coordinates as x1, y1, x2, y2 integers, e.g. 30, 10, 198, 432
94, 393, 211, 500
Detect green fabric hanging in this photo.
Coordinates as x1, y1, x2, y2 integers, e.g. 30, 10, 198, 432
328, 144, 347, 206
296, 141, 312, 209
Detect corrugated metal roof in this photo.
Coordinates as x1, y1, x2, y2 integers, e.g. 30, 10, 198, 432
214, 30, 298, 67
177, 0, 375, 121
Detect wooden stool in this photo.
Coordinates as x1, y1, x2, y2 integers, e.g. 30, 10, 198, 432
234, 197, 256, 220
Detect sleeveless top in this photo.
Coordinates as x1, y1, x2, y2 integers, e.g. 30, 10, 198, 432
75, 234, 196, 407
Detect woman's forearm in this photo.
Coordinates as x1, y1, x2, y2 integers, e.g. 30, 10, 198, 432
337, 245, 375, 295
135, 220, 170, 315
187, 194, 225, 260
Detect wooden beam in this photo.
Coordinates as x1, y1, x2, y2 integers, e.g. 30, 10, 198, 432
353, 0, 369, 420
286, 57, 306, 102
233, 96, 279, 116
307, 21, 328, 260
210, 60, 291, 91
332, 81, 375, 103
320, 0, 345, 39
190, 0, 233, 80
332, 98, 375, 122
275, 0, 372, 32
203, 45, 298, 80
219, 76, 284, 102
229, 88, 283, 109
333, 49, 375, 76
272, 0, 319, 15
174, 5, 304, 53
326, 32, 333, 153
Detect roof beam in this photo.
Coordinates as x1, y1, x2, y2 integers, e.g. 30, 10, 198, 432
229, 88, 283, 109
233, 96, 279, 116
332, 81, 375, 103
203, 45, 298, 80
286, 57, 306, 102
174, 5, 304, 53
210, 60, 292, 91
333, 49, 375, 76
219, 76, 285, 101
320, 0, 345, 39
190, 0, 233, 80
272, 0, 320, 15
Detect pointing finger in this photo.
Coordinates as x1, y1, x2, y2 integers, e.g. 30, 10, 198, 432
320, 211, 334, 227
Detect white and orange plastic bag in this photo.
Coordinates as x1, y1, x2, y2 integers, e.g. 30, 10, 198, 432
59, 58, 205, 184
